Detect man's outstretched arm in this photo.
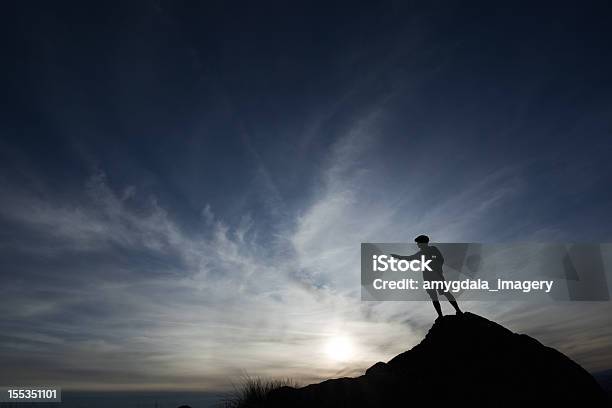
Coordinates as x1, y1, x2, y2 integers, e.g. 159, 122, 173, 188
390, 252, 421, 261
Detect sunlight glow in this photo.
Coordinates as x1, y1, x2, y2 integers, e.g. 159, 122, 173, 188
325, 336, 354, 362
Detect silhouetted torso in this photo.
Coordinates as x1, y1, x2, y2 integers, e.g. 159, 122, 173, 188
413, 245, 444, 281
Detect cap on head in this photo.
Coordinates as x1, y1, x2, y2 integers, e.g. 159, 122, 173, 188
414, 234, 430, 243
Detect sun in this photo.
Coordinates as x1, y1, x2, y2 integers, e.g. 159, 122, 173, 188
325, 336, 354, 362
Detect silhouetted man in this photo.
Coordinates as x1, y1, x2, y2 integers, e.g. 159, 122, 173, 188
391, 235, 462, 319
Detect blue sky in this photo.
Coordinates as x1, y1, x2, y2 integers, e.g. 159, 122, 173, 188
1, 1, 612, 391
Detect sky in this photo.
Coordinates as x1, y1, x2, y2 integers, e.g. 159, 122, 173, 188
1, 1, 612, 391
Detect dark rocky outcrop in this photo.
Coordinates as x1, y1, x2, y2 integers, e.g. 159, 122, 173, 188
594, 369, 612, 400
263, 312, 607, 406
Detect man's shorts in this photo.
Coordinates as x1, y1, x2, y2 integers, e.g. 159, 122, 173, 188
423, 270, 448, 295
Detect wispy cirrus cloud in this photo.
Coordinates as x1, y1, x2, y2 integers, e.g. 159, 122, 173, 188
1, 111, 611, 391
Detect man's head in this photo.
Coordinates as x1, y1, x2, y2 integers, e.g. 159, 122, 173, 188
415, 234, 430, 249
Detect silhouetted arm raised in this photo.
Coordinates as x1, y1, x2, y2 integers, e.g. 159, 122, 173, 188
390, 252, 421, 261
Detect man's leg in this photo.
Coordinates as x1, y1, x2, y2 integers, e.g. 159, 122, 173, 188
442, 291, 462, 314
426, 289, 443, 318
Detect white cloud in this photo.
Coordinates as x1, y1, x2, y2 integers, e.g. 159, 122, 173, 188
0, 118, 610, 391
